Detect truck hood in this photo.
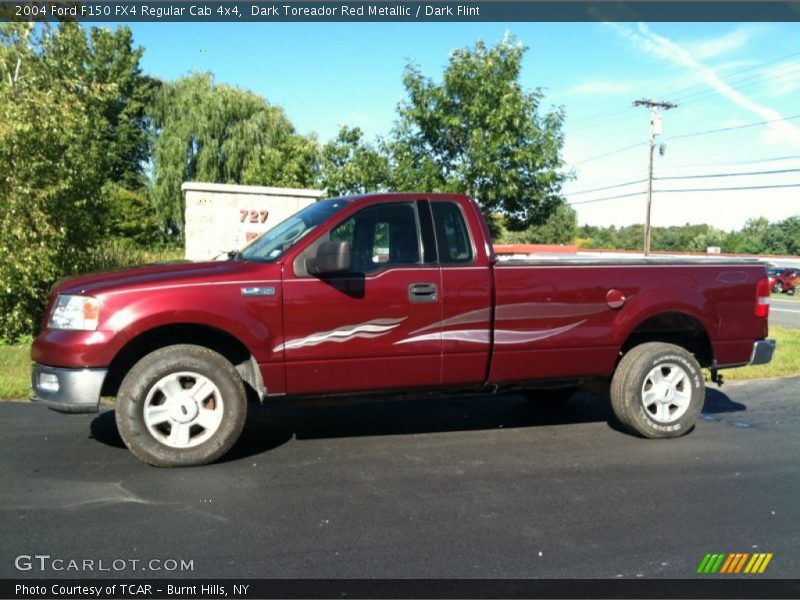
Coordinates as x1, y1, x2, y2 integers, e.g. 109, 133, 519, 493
54, 260, 281, 297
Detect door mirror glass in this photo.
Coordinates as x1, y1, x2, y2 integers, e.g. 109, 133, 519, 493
310, 240, 351, 275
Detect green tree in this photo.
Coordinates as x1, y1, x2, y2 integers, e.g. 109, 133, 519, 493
616, 225, 645, 251
500, 203, 577, 244
41, 23, 159, 190
0, 22, 156, 341
584, 225, 620, 250
761, 216, 800, 256
0, 24, 107, 340
102, 183, 163, 245
685, 227, 726, 253
391, 35, 568, 232
319, 126, 390, 196
724, 217, 770, 254
149, 73, 319, 230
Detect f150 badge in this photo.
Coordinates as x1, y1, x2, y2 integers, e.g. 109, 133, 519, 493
241, 287, 275, 297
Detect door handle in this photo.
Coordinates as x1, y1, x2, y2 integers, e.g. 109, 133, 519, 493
408, 283, 438, 303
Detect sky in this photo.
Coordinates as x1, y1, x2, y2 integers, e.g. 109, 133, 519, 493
125, 21, 800, 231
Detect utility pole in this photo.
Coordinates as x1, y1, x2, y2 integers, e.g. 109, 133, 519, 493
633, 99, 677, 256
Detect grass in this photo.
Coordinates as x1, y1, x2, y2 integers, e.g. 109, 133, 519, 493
0, 344, 32, 400
2, 327, 798, 400
716, 326, 800, 381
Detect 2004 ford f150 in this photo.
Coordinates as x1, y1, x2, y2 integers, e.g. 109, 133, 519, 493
31, 193, 776, 466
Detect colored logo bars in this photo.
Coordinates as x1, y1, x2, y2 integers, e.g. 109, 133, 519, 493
697, 552, 773, 574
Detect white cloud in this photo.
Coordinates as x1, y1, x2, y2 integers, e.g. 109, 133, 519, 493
685, 27, 755, 60
609, 23, 800, 149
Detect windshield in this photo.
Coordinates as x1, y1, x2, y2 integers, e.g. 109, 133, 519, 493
239, 198, 351, 262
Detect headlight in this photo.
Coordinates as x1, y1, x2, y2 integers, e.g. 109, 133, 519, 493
48, 295, 100, 331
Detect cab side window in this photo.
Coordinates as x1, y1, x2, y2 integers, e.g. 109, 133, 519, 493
330, 202, 421, 273
431, 202, 473, 264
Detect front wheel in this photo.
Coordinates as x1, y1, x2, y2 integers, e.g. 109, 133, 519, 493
772, 281, 783, 293
610, 342, 704, 438
115, 344, 247, 467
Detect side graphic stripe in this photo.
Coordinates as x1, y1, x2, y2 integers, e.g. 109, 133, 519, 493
494, 320, 586, 344
395, 330, 489, 346
409, 308, 491, 335
276, 318, 406, 352
395, 321, 587, 347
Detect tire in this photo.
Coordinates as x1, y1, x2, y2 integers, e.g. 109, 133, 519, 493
772, 281, 783, 293
115, 344, 247, 467
610, 342, 704, 439
787, 287, 795, 296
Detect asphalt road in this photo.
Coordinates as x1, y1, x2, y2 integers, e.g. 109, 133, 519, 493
771, 297, 800, 329
1, 378, 798, 580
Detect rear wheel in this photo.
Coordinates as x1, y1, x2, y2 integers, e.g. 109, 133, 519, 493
115, 344, 247, 467
610, 342, 704, 438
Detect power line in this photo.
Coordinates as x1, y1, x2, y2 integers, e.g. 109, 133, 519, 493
570, 191, 646, 205
568, 105, 636, 127
667, 113, 800, 141
666, 62, 800, 108
568, 182, 800, 206
568, 154, 800, 184
572, 141, 646, 165
657, 183, 800, 193
571, 114, 800, 165
659, 154, 800, 170
566, 49, 800, 131
656, 167, 800, 181
569, 64, 800, 134
568, 167, 800, 198
567, 178, 648, 196
568, 110, 639, 134
666, 49, 800, 102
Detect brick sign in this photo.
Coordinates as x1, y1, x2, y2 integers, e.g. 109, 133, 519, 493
182, 182, 324, 261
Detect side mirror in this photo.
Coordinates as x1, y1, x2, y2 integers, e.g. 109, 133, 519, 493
309, 240, 351, 275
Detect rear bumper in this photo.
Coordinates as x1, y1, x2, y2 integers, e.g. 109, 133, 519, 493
31, 364, 107, 414
749, 339, 776, 366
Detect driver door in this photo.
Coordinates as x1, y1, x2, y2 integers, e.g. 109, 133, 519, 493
281, 201, 443, 395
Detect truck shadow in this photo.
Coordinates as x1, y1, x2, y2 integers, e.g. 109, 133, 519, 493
89, 387, 746, 461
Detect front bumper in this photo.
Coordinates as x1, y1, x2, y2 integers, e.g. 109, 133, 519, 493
750, 339, 777, 366
31, 364, 107, 413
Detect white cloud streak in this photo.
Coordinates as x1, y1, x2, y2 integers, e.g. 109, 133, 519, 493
610, 23, 800, 148
685, 27, 754, 60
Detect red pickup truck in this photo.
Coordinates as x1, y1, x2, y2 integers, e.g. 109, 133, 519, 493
32, 193, 776, 466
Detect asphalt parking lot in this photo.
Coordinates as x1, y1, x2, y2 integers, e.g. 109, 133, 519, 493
1, 377, 798, 580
